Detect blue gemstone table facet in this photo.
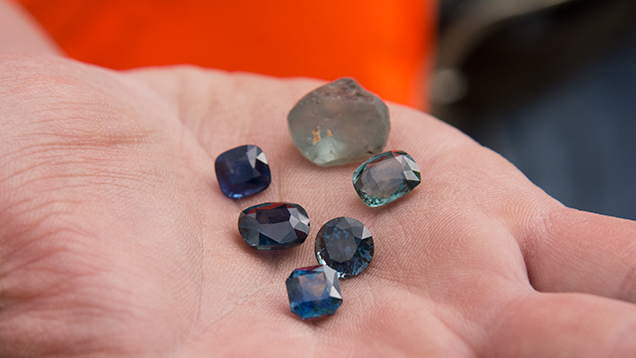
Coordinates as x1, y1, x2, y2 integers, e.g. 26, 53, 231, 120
286, 265, 342, 320
353, 150, 421, 207
315, 217, 374, 279
214, 145, 271, 199
238, 202, 310, 250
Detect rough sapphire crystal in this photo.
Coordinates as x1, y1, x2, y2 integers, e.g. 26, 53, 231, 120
353, 150, 421, 207
214, 145, 271, 199
286, 265, 342, 320
287, 78, 390, 167
238, 202, 310, 250
315, 217, 374, 279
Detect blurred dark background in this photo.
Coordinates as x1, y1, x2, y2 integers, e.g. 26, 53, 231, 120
432, 0, 636, 220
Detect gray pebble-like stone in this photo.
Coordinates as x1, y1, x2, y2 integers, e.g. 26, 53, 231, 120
287, 78, 390, 167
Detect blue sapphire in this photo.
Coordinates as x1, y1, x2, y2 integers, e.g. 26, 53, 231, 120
353, 150, 421, 207
214, 145, 271, 199
238, 202, 310, 250
286, 265, 342, 320
315, 217, 374, 279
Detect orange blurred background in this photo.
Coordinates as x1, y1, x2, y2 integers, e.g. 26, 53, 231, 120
18, 0, 437, 109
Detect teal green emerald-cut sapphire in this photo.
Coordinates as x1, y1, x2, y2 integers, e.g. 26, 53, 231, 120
352, 150, 420, 207
286, 265, 342, 320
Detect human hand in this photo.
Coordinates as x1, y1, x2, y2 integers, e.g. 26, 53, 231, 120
1, 54, 635, 358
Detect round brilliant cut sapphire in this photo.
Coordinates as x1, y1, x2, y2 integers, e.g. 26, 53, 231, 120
238, 202, 310, 250
315, 217, 374, 279
214, 145, 271, 199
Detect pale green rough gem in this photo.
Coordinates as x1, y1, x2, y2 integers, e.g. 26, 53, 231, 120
287, 78, 390, 167
353, 150, 421, 207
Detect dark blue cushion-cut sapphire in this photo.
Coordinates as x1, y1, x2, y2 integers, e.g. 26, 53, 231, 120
214, 145, 271, 199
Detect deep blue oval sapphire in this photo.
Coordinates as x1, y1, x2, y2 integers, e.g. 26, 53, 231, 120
214, 145, 271, 199
238, 202, 310, 250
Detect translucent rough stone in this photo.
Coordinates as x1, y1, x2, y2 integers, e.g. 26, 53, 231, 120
353, 150, 421, 207
286, 265, 342, 320
287, 78, 390, 167
315, 217, 374, 279
238, 202, 310, 250
214, 145, 271, 199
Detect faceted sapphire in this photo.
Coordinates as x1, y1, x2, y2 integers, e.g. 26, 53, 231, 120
353, 150, 421, 207
286, 265, 342, 320
214, 145, 271, 199
315, 217, 374, 279
238, 202, 310, 250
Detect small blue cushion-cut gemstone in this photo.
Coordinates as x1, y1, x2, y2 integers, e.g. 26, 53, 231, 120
286, 265, 342, 320
352, 150, 421, 207
315, 217, 374, 279
215, 145, 271, 199
238, 202, 310, 250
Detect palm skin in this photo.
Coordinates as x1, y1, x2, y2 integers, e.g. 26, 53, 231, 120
1, 53, 636, 358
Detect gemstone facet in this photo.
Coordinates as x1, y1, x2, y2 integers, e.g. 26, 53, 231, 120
287, 78, 390, 167
353, 150, 421, 207
286, 265, 342, 320
214, 145, 271, 199
315, 217, 374, 279
238, 202, 310, 250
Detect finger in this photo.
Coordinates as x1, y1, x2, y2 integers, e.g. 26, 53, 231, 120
0, 0, 63, 54
488, 292, 636, 357
523, 205, 636, 302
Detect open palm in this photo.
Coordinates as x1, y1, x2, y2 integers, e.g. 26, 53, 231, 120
1, 54, 635, 358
